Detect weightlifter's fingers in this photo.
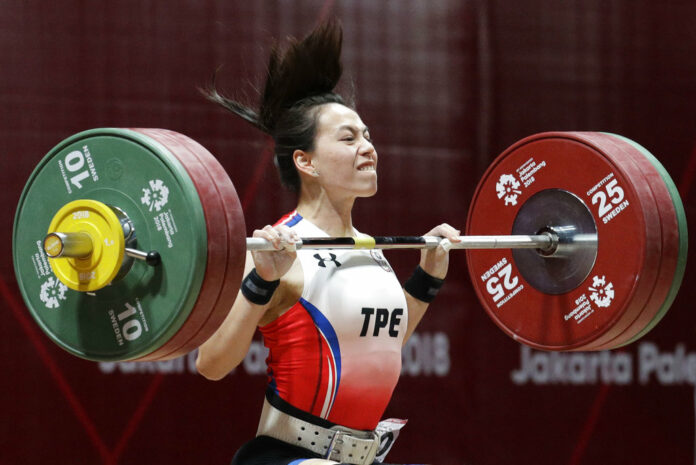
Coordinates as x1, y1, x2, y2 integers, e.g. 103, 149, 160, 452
275, 224, 300, 251
253, 225, 299, 251
253, 225, 283, 250
425, 223, 461, 251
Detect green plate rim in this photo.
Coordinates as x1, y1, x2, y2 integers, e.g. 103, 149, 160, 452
13, 128, 208, 361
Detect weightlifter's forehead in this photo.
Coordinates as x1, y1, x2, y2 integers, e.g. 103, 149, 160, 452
315, 103, 367, 137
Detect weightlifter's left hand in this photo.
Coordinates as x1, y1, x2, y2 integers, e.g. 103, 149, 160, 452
419, 223, 461, 279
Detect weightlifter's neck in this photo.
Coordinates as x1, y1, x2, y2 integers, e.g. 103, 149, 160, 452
296, 190, 355, 237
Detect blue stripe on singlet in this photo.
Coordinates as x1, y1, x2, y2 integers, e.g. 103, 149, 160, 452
287, 460, 304, 465
300, 298, 342, 416
268, 367, 279, 395
284, 212, 303, 227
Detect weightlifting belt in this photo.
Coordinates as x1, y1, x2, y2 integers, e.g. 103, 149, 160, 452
256, 397, 380, 465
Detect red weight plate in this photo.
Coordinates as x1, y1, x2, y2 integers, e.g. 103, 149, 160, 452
148, 130, 246, 360
466, 132, 661, 351
130, 129, 229, 361
587, 134, 679, 349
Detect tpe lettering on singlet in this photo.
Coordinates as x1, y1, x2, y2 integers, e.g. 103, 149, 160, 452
360, 307, 403, 337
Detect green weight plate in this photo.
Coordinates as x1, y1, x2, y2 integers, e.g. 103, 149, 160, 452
606, 134, 688, 345
13, 129, 208, 361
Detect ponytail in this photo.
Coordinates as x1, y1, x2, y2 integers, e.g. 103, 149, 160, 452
202, 19, 352, 191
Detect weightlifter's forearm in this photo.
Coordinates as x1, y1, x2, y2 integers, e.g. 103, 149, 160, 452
402, 293, 429, 345
196, 294, 267, 380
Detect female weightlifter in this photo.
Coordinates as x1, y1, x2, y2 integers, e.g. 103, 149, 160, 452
196, 20, 460, 465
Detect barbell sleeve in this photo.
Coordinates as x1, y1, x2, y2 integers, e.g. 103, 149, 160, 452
43, 232, 161, 266
43, 232, 93, 258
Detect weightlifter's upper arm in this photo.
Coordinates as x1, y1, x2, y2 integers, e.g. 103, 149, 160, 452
196, 252, 303, 380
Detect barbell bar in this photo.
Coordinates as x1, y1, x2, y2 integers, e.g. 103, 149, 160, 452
43, 228, 577, 254
246, 233, 562, 251
12, 128, 687, 361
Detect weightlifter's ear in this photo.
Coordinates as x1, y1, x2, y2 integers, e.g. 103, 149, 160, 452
293, 149, 318, 177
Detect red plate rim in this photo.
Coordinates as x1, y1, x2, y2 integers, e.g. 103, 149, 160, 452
130, 129, 228, 361
563, 133, 662, 350
148, 130, 246, 361
587, 133, 678, 349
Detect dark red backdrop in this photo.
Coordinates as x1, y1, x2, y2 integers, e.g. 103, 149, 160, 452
1, 1, 695, 464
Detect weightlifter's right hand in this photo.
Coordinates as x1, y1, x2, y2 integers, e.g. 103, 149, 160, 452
250, 225, 299, 282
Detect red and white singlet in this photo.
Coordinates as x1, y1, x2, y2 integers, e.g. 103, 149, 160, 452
259, 211, 408, 431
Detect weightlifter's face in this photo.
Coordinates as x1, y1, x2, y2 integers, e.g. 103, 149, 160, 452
309, 103, 378, 199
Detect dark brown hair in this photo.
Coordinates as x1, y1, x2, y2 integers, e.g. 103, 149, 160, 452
203, 20, 352, 191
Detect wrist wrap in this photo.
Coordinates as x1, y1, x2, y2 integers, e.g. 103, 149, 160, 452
241, 268, 280, 306
404, 266, 444, 303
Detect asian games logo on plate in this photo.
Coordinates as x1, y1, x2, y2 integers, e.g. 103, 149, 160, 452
496, 173, 522, 206
141, 179, 170, 212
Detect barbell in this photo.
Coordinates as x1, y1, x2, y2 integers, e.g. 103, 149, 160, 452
12, 129, 687, 361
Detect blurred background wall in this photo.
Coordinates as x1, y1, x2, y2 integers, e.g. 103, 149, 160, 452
1, 1, 695, 464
